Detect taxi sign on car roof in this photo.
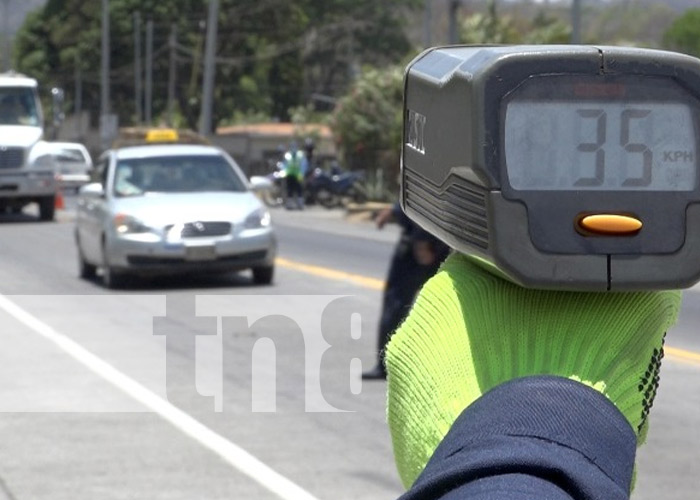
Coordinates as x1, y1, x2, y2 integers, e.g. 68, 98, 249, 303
145, 128, 179, 142
112, 127, 210, 148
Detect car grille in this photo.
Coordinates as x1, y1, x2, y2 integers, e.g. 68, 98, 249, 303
167, 221, 233, 238
127, 251, 267, 266
0, 147, 25, 169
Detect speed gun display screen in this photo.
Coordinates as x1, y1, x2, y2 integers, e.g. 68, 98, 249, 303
401, 45, 700, 291
505, 76, 696, 191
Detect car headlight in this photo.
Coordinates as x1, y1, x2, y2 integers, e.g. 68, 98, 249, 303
244, 208, 271, 229
113, 213, 152, 234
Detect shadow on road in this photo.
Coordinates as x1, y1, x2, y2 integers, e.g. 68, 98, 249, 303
78, 270, 266, 292
0, 212, 47, 224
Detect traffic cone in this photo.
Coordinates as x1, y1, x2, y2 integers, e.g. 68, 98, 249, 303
55, 189, 65, 210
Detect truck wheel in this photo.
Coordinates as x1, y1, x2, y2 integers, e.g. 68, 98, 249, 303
252, 266, 274, 285
38, 196, 56, 221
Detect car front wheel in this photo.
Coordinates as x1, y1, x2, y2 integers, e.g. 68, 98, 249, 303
78, 245, 97, 280
252, 266, 274, 285
101, 241, 126, 289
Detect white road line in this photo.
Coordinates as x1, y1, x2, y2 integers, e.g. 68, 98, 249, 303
0, 294, 320, 500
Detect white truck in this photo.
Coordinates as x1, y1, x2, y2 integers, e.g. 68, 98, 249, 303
0, 72, 57, 220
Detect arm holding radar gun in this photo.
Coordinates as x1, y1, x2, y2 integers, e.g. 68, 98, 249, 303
386, 45, 700, 499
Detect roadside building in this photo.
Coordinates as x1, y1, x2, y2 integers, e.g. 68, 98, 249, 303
212, 122, 337, 176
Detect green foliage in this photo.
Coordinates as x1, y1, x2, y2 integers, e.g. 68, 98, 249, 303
460, 1, 570, 45
223, 109, 274, 126
522, 11, 570, 45
460, 0, 520, 44
329, 65, 403, 170
588, 3, 675, 47
663, 9, 700, 57
288, 104, 328, 128
12, 0, 421, 132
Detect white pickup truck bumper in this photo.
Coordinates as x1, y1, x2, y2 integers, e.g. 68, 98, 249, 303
0, 170, 56, 199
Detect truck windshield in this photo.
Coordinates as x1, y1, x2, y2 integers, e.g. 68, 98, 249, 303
0, 87, 41, 126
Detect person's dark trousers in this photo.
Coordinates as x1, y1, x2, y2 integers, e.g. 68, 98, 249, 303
286, 176, 304, 208
286, 176, 302, 197
367, 239, 444, 378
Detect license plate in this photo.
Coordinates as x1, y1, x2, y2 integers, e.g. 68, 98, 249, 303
185, 245, 216, 261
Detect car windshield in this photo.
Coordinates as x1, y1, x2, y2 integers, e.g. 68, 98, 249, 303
0, 87, 41, 126
53, 148, 87, 163
113, 154, 247, 197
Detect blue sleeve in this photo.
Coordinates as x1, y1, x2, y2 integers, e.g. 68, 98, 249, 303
392, 203, 415, 232
399, 376, 636, 500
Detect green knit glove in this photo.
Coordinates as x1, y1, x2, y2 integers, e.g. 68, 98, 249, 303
385, 253, 681, 488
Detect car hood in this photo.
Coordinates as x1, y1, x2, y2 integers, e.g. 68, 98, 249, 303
0, 126, 42, 148
110, 192, 264, 226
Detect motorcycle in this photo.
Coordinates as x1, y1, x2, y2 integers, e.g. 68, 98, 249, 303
259, 162, 287, 207
259, 162, 368, 209
305, 165, 367, 208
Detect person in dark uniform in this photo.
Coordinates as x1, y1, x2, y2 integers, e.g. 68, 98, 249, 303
303, 138, 316, 180
362, 203, 450, 380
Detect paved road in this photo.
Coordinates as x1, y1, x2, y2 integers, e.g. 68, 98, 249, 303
0, 202, 698, 499
0, 203, 400, 500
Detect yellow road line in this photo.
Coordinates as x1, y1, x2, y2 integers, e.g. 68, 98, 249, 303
665, 346, 700, 367
275, 257, 385, 291
276, 257, 700, 367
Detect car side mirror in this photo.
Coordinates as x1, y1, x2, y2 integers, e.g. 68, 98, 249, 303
249, 175, 272, 193
79, 182, 105, 198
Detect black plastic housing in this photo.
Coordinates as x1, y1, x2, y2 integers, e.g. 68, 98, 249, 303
401, 45, 700, 291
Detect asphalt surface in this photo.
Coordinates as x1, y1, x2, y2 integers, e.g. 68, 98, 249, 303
0, 200, 698, 499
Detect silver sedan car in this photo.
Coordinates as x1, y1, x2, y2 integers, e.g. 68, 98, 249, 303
75, 144, 276, 288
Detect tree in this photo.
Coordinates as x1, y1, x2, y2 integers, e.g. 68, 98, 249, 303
588, 2, 675, 47
14, 0, 199, 128
522, 10, 570, 45
329, 65, 404, 198
663, 8, 700, 57
299, 0, 420, 106
459, 1, 569, 45
13, 0, 421, 132
460, 0, 520, 44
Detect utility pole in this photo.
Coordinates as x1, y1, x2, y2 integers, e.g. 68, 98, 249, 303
571, 0, 581, 44
448, 0, 460, 45
424, 0, 432, 48
100, 0, 111, 149
145, 19, 153, 125
134, 12, 142, 125
75, 59, 83, 140
2, 0, 10, 71
167, 23, 177, 126
347, 25, 358, 81
199, 0, 219, 137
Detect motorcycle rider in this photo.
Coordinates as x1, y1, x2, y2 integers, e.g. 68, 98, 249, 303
303, 138, 316, 181
282, 141, 308, 210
